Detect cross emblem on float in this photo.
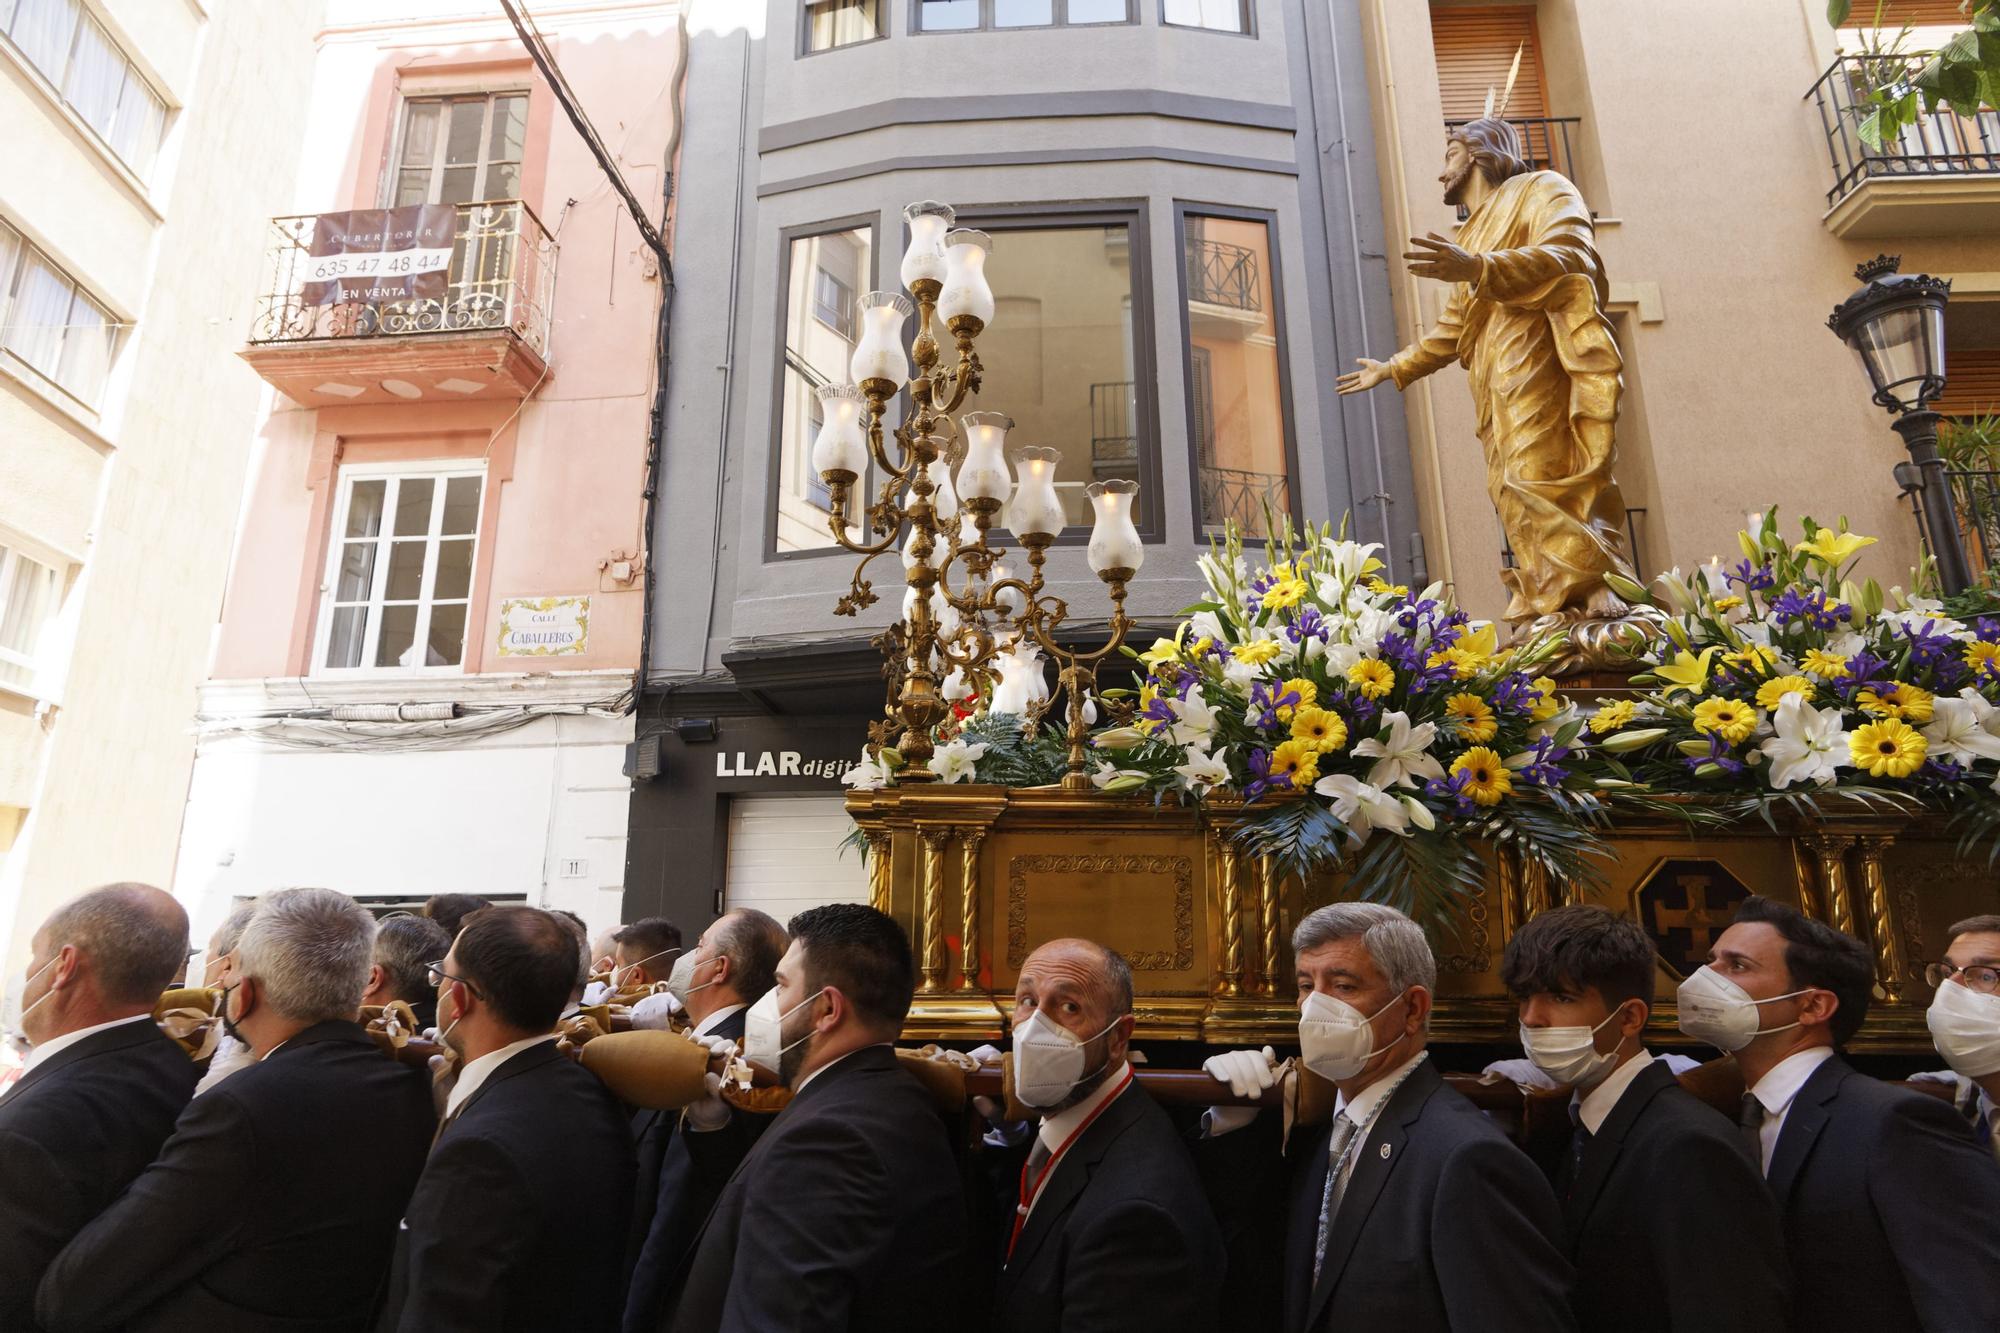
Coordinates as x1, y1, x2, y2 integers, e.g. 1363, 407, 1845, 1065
1633, 859, 1752, 978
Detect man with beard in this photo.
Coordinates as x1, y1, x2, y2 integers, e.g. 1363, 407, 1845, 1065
993, 938, 1223, 1333
665, 903, 964, 1333
1337, 117, 1639, 630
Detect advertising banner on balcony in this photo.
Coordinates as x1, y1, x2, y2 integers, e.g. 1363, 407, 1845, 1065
300, 204, 456, 306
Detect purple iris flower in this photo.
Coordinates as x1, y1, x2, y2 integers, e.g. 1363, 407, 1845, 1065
1424, 769, 1480, 817
1286, 606, 1329, 644
1726, 560, 1776, 593
1682, 732, 1745, 776
1490, 674, 1538, 715
1976, 617, 2000, 644
1900, 621, 1957, 669
1520, 733, 1571, 787
1248, 680, 1301, 730
1244, 748, 1277, 802
1770, 588, 1848, 632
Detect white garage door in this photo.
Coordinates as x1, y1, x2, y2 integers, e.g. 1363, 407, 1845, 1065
723, 794, 870, 927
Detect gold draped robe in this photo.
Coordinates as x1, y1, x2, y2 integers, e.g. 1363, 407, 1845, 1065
1389, 170, 1636, 623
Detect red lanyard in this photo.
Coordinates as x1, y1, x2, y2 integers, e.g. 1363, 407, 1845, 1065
1007, 1067, 1133, 1261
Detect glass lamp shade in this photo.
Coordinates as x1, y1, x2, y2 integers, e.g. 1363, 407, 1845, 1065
1086, 478, 1144, 577
850, 292, 916, 389
991, 562, 1026, 619
1009, 447, 1067, 539
939, 229, 995, 328
901, 201, 956, 291
957, 412, 1015, 502
925, 451, 960, 522
1827, 256, 1950, 414
810, 384, 868, 482
989, 640, 1050, 716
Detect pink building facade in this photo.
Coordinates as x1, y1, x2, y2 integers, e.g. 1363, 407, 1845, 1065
174, 1, 682, 942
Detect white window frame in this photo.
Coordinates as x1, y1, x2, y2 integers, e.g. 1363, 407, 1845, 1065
0, 216, 120, 410
0, 531, 72, 701
312, 461, 486, 677
384, 90, 531, 208
1160, 0, 1252, 35
0, 0, 168, 180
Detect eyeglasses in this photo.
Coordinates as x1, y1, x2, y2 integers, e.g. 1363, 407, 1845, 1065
424, 961, 483, 997
1926, 962, 2000, 994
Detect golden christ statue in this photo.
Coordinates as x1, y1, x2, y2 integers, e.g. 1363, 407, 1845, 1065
1340, 118, 1639, 636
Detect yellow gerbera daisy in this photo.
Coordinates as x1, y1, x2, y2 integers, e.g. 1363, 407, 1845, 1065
1753, 675, 1815, 711
1269, 738, 1322, 791
1857, 682, 1935, 724
1290, 706, 1348, 752
1445, 693, 1498, 743
1850, 718, 1926, 779
1260, 578, 1308, 611
1713, 595, 1744, 612
1965, 640, 2000, 677
1800, 649, 1849, 680
1233, 639, 1282, 667
1363, 576, 1409, 597
1722, 643, 1780, 674
1450, 746, 1513, 806
1528, 676, 1563, 723
1691, 697, 1761, 745
1347, 659, 1395, 700
1276, 677, 1318, 722
1589, 699, 1637, 734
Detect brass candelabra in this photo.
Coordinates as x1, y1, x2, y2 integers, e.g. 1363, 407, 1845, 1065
811, 200, 1146, 785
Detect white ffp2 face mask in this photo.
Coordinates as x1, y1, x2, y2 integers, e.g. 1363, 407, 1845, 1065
1010, 1008, 1120, 1110
2, 953, 60, 1042
612, 946, 682, 991
1676, 967, 1815, 1053
742, 985, 826, 1071
1928, 980, 2000, 1078
666, 949, 721, 1005
1298, 988, 1408, 1083
1520, 1004, 1627, 1088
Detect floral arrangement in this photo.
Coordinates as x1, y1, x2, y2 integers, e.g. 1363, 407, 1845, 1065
1592, 510, 2000, 832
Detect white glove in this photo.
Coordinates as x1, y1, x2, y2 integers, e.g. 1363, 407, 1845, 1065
691, 1032, 738, 1062
1203, 1105, 1262, 1138
967, 1043, 1003, 1065
1480, 1057, 1558, 1090
581, 980, 613, 1007
629, 992, 680, 1031
684, 1071, 731, 1132
1204, 1046, 1278, 1099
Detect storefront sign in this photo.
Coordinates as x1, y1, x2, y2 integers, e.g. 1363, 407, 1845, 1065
300, 204, 456, 305
714, 750, 851, 780
496, 596, 589, 657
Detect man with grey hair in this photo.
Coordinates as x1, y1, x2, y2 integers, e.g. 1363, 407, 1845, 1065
364, 914, 454, 1029
190, 899, 263, 1096
1201, 902, 1574, 1333
37, 888, 434, 1331
0, 884, 199, 1330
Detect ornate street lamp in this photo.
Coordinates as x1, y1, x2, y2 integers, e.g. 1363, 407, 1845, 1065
1827, 254, 1970, 594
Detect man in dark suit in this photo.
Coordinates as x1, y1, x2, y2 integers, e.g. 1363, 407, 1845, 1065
1503, 904, 1787, 1331
0, 883, 199, 1330
1202, 902, 1575, 1333
37, 887, 434, 1332
622, 908, 787, 1333
666, 903, 964, 1333
1687, 896, 2000, 1332
381, 905, 635, 1332
362, 914, 452, 1030
994, 937, 1223, 1333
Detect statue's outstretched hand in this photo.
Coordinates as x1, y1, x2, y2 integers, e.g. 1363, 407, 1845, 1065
1404, 231, 1480, 283
1336, 358, 1391, 395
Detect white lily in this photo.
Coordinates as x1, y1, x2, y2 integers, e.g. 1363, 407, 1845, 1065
1090, 760, 1150, 791
1222, 657, 1262, 690
1322, 641, 1363, 676
1312, 773, 1410, 843
1400, 794, 1436, 831
841, 746, 893, 791
1093, 726, 1149, 750
1350, 711, 1446, 790
1173, 747, 1232, 795
927, 738, 989, 784
1319, 538, 1384, 585
1189, 609, 1228, 645
1168, 687, 1218, 747
1756, 696, 1849, 789
1922, 693, 2000, 765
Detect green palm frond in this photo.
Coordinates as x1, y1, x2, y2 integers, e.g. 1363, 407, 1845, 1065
1344, 831, 1487, 932
1228, 800, 1351, 883
964, 713, 1070, 787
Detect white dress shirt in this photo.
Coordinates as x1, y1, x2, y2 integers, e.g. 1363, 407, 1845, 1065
1746, 1045, 1836, 1172
21, 1013, 153, 1075
1574, 1049, 1656, 1135
1036, 1061, 1132, 1157
443, 1032, 559, 1120
1328, 1049, 1429, 1194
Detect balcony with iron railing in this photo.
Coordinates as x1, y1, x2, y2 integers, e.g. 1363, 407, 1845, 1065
1807, 52, 2000, 238
240, 199, 558, 407
1198, 465, 1291, 533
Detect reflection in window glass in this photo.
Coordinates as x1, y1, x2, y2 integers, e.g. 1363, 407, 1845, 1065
322, 470, 483, 670
995, 0, 1054, 25
806, 0, 880, 49
918, 0, 980, 29
1068, 0, 1130, 19
1163, 0, 1247, 32
777, 227, 876, 553
1184, 215, 1288, 535
975, 223, 1141, 533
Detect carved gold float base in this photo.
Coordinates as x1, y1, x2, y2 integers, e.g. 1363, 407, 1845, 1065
846, 786, 1992, 1053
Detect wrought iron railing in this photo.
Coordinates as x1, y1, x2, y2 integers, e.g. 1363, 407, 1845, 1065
248, 200, 558, 355
1198, 465, 1290, 531
1808, 53, 2000, 208
1090, 380, 1138, 477
1184, 238, 1261, 312
1946, 469, 2000, 583
1443, 116, 1585, 199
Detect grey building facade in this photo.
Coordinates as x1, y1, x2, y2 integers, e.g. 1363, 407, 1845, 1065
625, 0, 1415, 928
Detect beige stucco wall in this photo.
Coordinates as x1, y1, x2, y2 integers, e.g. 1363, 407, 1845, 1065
0, 0, 324, 965
1361, 0, 2000, 627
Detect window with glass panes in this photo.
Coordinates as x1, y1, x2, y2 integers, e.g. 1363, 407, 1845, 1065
1161, 0, 1249, 33
0, 0, 167, 179
1180, 211, 1293, 536
806, 0, 882, 50
391, 94, 528, 206
917, 0, 1131, 30
0, 539, 65, 693
0, 217, 118, 407
776, 225, 876, 554
319, 469, 484, 672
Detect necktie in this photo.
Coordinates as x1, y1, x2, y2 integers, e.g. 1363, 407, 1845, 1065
1025, 1134, 1052, 1184
1738, 1093, 1767, 1174
1310, 1114, 1362, 1284
1560, 1106, 1591, 1200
